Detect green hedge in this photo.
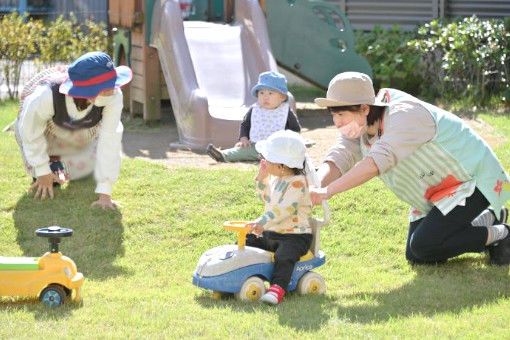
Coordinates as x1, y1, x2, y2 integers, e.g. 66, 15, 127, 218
410, 16, 509, 107
355, 25, 422, 96
0, 12, 108, 99
355, 16, 509, 109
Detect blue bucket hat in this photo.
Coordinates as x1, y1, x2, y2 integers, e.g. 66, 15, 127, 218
59, 51, 132, 99
251, 71, 288, 98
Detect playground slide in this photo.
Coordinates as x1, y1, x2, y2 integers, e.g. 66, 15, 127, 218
150, 0, 291, 150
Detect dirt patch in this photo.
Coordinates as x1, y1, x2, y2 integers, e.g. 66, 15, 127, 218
465, 117, 506, 148
121, 105, 506, 169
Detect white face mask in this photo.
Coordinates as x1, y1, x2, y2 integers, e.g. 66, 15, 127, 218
93, 95, 114, 107
338, 119, 367, 139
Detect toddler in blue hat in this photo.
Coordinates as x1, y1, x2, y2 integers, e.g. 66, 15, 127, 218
206, 71, 301, 162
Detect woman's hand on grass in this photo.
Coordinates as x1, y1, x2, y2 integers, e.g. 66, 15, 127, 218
29, 173, 64, 200
91, 194, 121, 210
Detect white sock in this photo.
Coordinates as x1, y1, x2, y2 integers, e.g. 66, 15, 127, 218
472, 209, 495, 227
486, 224, 509, 245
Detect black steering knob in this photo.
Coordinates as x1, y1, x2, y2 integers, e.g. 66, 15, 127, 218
36, 226, 73, 253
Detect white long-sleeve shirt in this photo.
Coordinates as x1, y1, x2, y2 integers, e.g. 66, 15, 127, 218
17, 85, 124, 195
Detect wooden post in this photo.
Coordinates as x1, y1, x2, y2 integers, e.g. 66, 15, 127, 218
141, 0, 160, 122
142, 45, 161, 122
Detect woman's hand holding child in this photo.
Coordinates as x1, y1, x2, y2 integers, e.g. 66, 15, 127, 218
309, 186, 330, 205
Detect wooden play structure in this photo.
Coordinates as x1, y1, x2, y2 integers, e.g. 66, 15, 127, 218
109, 0, 163, 121
109, 0, 371, 149
109, 0, 269, 122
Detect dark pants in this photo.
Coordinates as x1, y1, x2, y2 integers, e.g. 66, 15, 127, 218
406, 188, 489, 264
246, 231, 312, 289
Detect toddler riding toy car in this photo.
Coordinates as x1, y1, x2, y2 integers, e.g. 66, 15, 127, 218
0, 226, 84, 307
193, 156, 330, 301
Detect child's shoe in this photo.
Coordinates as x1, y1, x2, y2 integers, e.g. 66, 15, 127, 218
259, 284, 285, 305
206, 144, 225, 162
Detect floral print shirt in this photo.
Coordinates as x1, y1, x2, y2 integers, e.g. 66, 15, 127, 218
255, 175, 312, 234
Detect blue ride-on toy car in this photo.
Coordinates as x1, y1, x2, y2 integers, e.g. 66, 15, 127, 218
193, 156, 330, 301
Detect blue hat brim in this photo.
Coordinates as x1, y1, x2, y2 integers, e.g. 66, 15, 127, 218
59, 65, 132, 99
251, 84, 287, 98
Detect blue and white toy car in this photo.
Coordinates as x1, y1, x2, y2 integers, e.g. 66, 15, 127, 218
193, 156, 330, 301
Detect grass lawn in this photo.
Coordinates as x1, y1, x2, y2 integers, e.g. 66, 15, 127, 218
0, 100, 509, 338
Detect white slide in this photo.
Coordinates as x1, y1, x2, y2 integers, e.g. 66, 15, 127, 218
151, 0, 293, 150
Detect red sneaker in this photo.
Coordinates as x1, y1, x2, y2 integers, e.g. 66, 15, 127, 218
260, 284, 285, 305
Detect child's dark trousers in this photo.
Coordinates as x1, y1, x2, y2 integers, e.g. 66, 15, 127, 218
246, 231, 312, 289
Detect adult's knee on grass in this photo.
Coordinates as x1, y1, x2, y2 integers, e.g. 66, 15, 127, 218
409, 233, 444, 261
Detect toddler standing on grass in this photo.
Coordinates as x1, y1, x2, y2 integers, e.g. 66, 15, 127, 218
245, 130, 312, 305
206, 71, 301, 163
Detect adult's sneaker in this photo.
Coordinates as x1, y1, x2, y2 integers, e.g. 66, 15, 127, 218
489, 207, 508, 225
488, 224, 510, 266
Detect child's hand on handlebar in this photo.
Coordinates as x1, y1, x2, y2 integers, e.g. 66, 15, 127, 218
246, 221, 264, 237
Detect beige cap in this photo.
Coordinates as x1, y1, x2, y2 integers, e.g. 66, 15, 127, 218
315, 72, 388, 107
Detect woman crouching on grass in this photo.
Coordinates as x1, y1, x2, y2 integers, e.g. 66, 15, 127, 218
310, 72, 510, 266
15, 51, 132, 209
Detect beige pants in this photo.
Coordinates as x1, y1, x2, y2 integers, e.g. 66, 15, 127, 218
15, 120, 97, 180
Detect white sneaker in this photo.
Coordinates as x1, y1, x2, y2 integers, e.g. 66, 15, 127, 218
259, 291, 279, 305
259, 284, 285, 305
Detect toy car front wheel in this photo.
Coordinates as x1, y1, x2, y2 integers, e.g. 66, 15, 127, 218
40, 284, 66, 307
296, 272, 326, 295
235, 276, 265, 301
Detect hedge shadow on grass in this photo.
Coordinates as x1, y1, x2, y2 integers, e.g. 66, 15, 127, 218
12, 176, 129, 281
334, 258, 510, 324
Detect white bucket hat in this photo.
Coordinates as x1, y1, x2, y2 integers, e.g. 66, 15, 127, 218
315, 72, 389, 107
255, 130, 306, 169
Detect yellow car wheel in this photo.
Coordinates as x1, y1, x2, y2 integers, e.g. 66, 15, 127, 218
234, 277, 265, 301
296, 272, 326, 295
212, 291, 223, 300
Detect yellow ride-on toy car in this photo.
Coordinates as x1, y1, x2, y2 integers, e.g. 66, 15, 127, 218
0, 226, 84, 307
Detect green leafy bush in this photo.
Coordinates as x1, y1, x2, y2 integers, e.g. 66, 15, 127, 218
409, 16, 509, 107
38, 14, 108, 63
355, 25, 423, 95
0, 12, 43, 98
0, 13, 108, 99
37, 15, 78, 63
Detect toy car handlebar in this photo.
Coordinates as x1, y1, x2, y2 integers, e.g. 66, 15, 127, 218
36, 226, 73, 238
223, 221, 250, 250
35, 226, 73, 253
